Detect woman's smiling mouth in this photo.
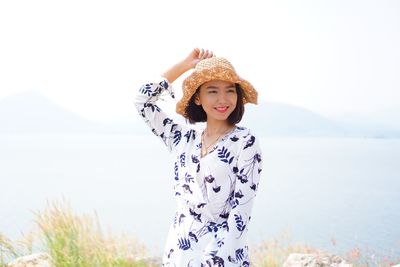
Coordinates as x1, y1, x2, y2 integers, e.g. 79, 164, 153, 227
215, 106, 229, 113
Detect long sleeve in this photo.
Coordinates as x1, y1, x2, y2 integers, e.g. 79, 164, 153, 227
134, 78, 187, 153
208, 131, 263, 266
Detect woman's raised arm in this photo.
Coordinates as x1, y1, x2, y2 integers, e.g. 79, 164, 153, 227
162, 48, 213, 83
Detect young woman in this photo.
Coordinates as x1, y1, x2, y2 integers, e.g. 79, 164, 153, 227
134, 48, 263, 267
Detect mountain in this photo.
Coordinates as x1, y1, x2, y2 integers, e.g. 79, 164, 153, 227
0, 91, 137, 134
329, 109, 400, 138
0, 91, 399, 138
242, 101, 400, 138
241, 102, 348, 137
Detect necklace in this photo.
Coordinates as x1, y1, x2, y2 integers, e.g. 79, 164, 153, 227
201, 126, 235, 157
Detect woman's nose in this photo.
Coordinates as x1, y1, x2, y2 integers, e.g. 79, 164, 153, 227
217, 92, 228, 103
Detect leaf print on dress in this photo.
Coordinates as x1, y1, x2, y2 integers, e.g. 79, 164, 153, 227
189, 208, 202, 222
219, 211, 229, 219
192, 154, 201, 172
143, 102, 160, 113
163, 118, 173, 126
188, 231, 199, 243
227, 247, 249, 266
212, 255, 225, 267
197, 203, 206, 208
151, 84, 163, 96
204, 175, 215, 183
166, 248, 174, 259
185, 173, 194, 183
230, 198, 239, 209
218, 146, 234, 164
184, 129, 195, 143
178, 213, 186, 225
237, 174, 248, 184
212, 186, 221, 193
230, 135, 239, 142
243, 135, 255, 150
216, 238, 225, 248
177, 237, 191, 251
228, 255, 237, 264
139, 84, 153, 96
191, 155, 199, 164
234, 214, 246, 233
234, 190, 244, 199
174, 162, 179, 181
237, 152, 262, 185
182, 184, 193, 194
180, 153, 186, 167
159, 80, 169, 90
173, 130, 182, 147
235, 248, 245, 262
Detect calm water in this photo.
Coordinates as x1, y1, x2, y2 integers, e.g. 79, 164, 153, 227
0, 133, 399, 260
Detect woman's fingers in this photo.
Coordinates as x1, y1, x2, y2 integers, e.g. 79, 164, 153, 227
198, 49, 214, 59
198, 48, 205, 59
187, 48, 214, 69
204, 49, 212, 59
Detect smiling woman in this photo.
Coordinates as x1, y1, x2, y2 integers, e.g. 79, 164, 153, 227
185, 81, 243, 125
134, 48, 263, 266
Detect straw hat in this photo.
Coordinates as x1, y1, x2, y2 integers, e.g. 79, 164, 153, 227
176, 57, 258, 118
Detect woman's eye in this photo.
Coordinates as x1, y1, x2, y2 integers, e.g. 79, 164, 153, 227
208, 90, 217, 94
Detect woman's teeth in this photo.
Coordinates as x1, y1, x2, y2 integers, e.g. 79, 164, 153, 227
215, 107, 228, 112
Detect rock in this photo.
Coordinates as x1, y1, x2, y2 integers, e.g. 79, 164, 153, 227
283, 253, 352, 267
6, 253, 162, 267
7, 253, 52, 267
129, 255, 162, 266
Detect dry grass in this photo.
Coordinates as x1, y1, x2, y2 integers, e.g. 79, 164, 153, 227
251, 231, 323, 267
0, 233, 18, 265
250, 231, 400, 267
1, 199, 155, 267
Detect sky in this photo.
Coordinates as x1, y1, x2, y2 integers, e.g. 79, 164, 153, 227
0, 0, 399, 122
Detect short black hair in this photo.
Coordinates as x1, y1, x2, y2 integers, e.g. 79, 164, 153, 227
184, 84, 245, 125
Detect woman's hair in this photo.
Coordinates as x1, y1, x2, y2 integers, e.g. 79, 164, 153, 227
184, 84, 245, 125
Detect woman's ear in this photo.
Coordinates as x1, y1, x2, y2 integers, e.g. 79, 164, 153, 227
194, 94, 201, 105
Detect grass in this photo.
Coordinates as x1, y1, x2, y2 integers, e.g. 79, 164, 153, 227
1, 200, 399, 267
0, 234, 18, 266
251, 231, 322, 267
0, 199, 154, 267
250, 231, 400, 267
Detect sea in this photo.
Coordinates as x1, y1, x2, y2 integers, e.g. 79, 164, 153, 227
0, 133, 399, 262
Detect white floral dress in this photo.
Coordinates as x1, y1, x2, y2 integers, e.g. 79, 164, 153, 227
134, 78, 263, 267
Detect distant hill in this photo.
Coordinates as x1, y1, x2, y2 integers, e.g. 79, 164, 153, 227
0, 91, 399, 138
242, 101, 400, 138
242, 102, 348, 137
0, 91, 136, 134
243, 102, 400, 138
329, 109, 400, 138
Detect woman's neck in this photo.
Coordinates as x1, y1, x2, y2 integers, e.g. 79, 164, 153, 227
205, 121, 234, 136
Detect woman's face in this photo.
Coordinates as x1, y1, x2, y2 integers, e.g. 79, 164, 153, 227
195, 80, 238, 123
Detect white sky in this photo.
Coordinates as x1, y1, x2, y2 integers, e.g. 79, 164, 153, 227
0, 0, 399, 122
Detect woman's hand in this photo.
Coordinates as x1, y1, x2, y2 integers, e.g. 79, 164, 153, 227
183, 48, 214, 69
162, 48, 214, 84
